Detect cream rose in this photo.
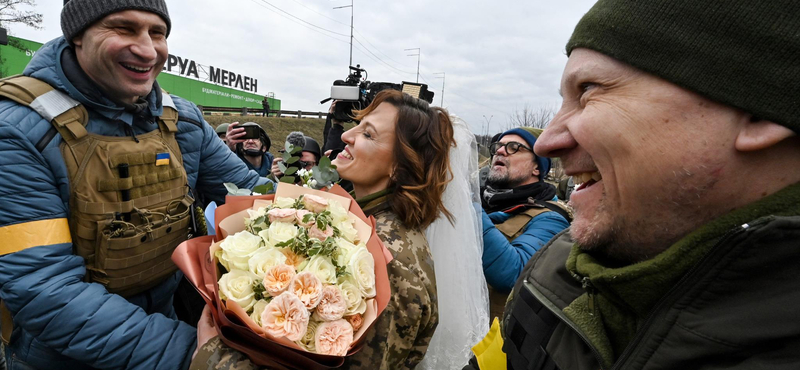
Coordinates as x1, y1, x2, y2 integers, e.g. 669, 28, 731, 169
327, 200, 350, 225
302, 255, 338, 285
296, 319, 321, 352
303, 194, 329, 213
313, 285, 347, 321
274, 197, 296, 209
334, 238, 358, 267
218, 269, 261, 311
307, 224, 334, 242
268, 208, 297, 223
295, 210, 315, 228
336, 218, 359, 243
289, 272, 324, 310
259, 222, 298, 247
261, 291, 309, 341
248, 248, 288, 278
263, 264, 296, 296
314, 319, 354, 356
348, 248, 376, 298
338, 276, 367, 316
250, 299, 270, 326
218, 231, 263, 271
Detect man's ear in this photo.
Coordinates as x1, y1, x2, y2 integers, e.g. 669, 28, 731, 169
532, 163, 540, 177
735, 118, 796, 152
72, 32, 84, 47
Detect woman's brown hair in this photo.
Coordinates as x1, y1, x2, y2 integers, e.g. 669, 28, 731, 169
354, 90, 455, 230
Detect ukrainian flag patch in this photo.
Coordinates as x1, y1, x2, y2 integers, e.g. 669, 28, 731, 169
155, 152, 170, 166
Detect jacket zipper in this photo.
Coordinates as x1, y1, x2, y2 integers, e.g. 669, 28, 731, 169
523, 279, 610, 370
608, 220, 762, 370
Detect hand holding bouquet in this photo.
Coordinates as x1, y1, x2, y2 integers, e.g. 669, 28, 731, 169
173, 184, 391, 369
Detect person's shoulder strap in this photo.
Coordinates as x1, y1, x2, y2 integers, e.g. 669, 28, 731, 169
495, 205, 552, 240
158, 91, 179, 132
538, 200, 573, 223
0, 75, 89, 142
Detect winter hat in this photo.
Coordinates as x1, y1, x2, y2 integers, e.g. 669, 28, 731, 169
497, 127, 551, 181
61, 0, 171, 43
566, 0, 800, 133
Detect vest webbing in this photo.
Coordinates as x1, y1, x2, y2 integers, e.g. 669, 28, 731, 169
0, 76, 193, 337
503, 281, 561, 370
489, 202, 572, 319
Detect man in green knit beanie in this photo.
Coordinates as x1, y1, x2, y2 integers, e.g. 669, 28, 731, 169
465, 1, 800, 370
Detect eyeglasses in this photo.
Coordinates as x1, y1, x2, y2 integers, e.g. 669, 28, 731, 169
298, 160, 317, 168
490, 141, 533, 155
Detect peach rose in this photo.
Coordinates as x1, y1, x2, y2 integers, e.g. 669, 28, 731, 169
263, 264, 296, 296
261, 292, 310, 342
308, 224, 334, 241
268, 208, 297, 223
281, 248, 306, 269
289, 272, 324, 310
314, 319, 354, 356
303, 194, 329, 213
295, 210, 315, 228
313, 285, 347, 321
345, 313, 363, 332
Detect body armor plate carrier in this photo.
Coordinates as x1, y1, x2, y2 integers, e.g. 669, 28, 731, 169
0, 75, 194, 298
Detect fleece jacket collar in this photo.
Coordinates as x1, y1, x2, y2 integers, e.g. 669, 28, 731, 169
563, 181, 800, 368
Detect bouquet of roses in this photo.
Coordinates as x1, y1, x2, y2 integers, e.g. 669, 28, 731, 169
173, 184, 391, 369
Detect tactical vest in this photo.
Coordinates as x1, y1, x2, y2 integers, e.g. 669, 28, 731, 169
0, 75, 193, 298
488, 200, 572, 320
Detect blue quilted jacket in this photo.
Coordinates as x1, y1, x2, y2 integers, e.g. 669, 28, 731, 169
0, 37, 270, 370
482, 203, 570, 292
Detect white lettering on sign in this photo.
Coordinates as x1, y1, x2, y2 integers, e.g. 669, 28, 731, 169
201, 87, 261, 103
165, 54, 258, 93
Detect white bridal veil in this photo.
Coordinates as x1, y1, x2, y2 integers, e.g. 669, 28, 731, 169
419, 115, 490, 369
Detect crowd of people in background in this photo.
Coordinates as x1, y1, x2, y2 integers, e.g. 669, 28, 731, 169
1, 0, 799, 369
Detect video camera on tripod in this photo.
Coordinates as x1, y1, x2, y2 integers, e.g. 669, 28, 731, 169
321, 64, 435, 122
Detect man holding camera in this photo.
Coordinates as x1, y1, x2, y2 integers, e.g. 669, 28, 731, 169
226, 122, 274, 177
266, 131, 321, 182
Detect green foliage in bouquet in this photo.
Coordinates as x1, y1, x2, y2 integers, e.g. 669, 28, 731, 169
277, 141, 304, 184
224, 182, 276, 197
277, 140, 341, 190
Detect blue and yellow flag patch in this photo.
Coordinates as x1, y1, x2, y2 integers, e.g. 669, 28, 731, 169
155, 152, 170, 166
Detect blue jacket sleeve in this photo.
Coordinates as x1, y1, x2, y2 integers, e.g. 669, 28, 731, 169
481, 209, 570, 292
0, 119, 196, 369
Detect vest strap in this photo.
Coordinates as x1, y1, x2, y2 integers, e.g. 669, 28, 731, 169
496, 207, 551, 240
159, 93, 179, 132
503, 281, 561, 370
0, 75, 88, 141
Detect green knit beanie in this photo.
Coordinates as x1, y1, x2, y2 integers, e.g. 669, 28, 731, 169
567, 0, 800, 133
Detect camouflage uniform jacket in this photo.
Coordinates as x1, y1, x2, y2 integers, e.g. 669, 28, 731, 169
191, 191, 439, 370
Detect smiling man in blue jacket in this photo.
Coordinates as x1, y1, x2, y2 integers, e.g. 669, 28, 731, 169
0, 1, 271, 369
480, 127, 570, 319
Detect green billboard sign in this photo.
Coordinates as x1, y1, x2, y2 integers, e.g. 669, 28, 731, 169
0, 36, 279, 110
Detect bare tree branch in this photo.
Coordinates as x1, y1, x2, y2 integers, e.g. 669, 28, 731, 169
0, 0, 43, 30
505, 104, 555, 131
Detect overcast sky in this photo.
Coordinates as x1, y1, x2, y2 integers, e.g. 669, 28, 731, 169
9, 0, 597, 135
